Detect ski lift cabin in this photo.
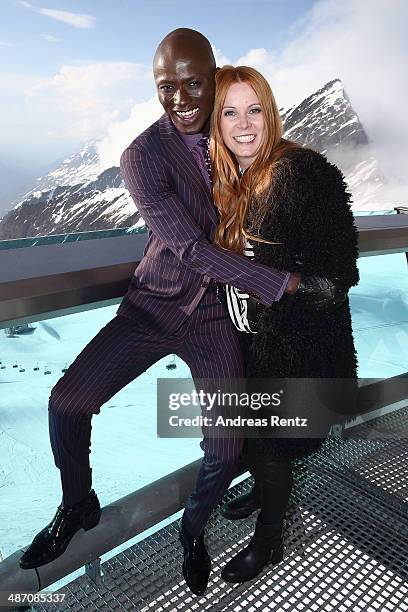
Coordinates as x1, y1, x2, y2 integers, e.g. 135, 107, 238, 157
166, 355, 177, 371
5, 324, 36, 337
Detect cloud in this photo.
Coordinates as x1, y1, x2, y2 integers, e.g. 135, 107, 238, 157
40, 34, 60, 43
5, 0, 406, 199
25, 62, 152, 141
0, 71, 41, 94
0, 41, 13, 47
97, 96, 163, 169
17, 1, 96, 29
229, 0, 408, 187
211, 45, 231, 68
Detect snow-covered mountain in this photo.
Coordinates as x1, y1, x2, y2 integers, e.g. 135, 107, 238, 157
0, 166, 140, 239
282, 79, 368, 151
0, 79, 388, 240
19, 143, 102, 199
0, 141, 141, 238
281, 79, 385, 210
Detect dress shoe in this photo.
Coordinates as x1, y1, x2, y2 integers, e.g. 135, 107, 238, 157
221, 518, 284, 583
221, 487, 261, 520
20, 490, 101, 569
179, 516, 211, 596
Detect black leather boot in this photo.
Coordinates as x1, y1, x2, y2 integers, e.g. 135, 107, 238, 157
179, 515, 211, 596
20, 490, 101, 569
221, 518, 284, 583
220, 485, 261, 520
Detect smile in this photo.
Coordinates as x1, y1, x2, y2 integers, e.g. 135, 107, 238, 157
175, 108, 199, 118
233, 135, 256, 143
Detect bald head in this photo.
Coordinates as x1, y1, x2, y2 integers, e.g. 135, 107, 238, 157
153, 28, 217, 134
153, 28, 215, 74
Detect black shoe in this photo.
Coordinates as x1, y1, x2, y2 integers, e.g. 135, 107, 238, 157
221, 487, 261, 520
221, 518, 284, 583
20, 490, 101, 569
179, 516, 211, 596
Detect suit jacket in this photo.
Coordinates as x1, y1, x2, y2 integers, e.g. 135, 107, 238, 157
117, 113, 289, 336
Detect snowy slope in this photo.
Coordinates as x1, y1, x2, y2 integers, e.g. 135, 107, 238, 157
0, 168, 139, 238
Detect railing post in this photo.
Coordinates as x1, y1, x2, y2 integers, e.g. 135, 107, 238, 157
394, 206, 408, 265
85, 558, 102, 585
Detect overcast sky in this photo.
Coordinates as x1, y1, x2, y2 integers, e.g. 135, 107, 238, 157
1, 0, 407, 185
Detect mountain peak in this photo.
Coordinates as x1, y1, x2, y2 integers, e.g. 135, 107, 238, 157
14, 141, 102, 209
282, 78, 368, 152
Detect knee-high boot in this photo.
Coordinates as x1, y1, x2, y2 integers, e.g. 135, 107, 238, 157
221, 457, 292, 583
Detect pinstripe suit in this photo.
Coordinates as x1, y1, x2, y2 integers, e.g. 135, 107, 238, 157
48, 113, 289, 536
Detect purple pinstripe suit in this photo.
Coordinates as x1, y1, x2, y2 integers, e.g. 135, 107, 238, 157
48, 113, 290, 536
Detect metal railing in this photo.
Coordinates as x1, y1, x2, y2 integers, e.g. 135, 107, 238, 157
1, 215, 407, 328
395, 206, 408, 264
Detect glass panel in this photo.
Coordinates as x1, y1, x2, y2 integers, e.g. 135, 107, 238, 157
350, 252, 408, 377
353, 209, 397, 216
0, 303, 199, 560
0, 225, 146, 250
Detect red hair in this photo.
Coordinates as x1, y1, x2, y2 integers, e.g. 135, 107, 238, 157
211, 65, 301, 253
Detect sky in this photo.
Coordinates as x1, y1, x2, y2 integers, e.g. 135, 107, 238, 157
0, 0, 407, 195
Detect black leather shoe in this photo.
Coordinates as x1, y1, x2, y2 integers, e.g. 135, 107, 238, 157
20, 490, 101, 569
179, 516, 211, 596
221, 518, 284, 583
221, 487, 261, 520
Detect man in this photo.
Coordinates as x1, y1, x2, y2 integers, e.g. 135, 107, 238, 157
20, 28, 328, 596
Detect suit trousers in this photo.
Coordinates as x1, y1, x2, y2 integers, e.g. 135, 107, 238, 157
48, 286, 245, 536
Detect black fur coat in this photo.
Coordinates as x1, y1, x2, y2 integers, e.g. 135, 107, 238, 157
245, 147, 359, 459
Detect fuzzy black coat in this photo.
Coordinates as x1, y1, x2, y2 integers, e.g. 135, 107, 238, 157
245, 147, 359, 459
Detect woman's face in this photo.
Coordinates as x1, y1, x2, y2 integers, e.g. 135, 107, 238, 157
220, 81, 265, 170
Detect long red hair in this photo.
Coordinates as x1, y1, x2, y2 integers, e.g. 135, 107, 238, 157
211, 65, 301, 254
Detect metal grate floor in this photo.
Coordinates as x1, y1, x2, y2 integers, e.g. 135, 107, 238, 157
33, 407, 408, 612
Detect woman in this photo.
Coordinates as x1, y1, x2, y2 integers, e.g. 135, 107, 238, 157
210, 66, 359, 583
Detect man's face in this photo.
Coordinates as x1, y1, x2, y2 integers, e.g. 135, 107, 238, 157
154, 54, 216, 134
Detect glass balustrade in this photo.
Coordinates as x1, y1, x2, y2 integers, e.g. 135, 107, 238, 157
350, 252, 408, 378
0, 207, 397, 251
0, 302, 201, 562
0, 225, 146, 250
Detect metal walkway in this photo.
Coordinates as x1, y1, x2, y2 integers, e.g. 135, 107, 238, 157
32, 408, 408, 612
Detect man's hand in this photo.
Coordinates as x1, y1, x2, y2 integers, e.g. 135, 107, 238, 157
295, 275, 348, 310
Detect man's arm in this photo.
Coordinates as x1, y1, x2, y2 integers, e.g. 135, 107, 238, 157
121, 145, 295, 306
